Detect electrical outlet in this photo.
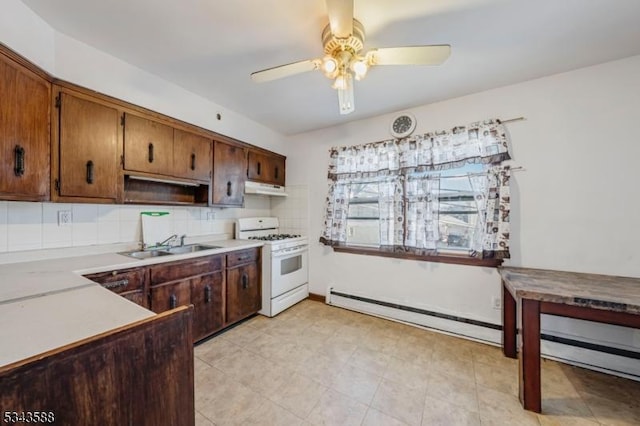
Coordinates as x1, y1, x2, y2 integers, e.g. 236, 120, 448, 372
491, 296, 502, 310
58, 210, 72, 226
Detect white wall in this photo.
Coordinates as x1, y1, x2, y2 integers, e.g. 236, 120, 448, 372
287, 55, 640, 372
0, 0, 55, 72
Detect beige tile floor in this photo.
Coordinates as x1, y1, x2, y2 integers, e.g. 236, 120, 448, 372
194, 300, 640, 426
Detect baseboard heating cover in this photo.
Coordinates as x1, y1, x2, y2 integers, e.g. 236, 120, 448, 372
327, 289, 640, 380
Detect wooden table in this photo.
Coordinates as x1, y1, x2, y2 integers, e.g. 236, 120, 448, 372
499, 267, 640, 413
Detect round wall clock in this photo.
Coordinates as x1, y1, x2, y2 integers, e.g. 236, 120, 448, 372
390, 113, 417, 138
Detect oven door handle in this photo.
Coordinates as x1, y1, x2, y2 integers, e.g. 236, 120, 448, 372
272, 246, 308, 258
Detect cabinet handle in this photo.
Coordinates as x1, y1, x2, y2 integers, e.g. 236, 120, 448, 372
103, 279, 129, 289
226, 181, 232, 196
241, 273, 249, 289
205, 285, 212, 303
148, 143, 154, 163
14, 145, 25, 177
169, 294, 177, 309
190, 153, 196, 171
275, 166, 279, 180
86, 160, 94, 184
257, 162, 261, 175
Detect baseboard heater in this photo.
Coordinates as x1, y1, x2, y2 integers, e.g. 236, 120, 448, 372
328, 289, 640, 380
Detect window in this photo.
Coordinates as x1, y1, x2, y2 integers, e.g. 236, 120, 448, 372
320, 118, 511, 266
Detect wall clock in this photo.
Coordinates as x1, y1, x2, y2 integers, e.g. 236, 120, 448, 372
390, 113, 416, 138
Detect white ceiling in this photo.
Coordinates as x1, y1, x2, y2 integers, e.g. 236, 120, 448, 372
20, 0, 640, 135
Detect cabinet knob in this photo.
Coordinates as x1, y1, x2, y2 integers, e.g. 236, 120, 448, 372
14, 145, 25, 177
169, 294, 177, 309
190, 153, 196, 171
86, 160, 94, 184
226, 181, 232, 196
275, 166, 279, 180
204, 285, 212, 303
148, 143, 154, 163
257, 161, 261, 176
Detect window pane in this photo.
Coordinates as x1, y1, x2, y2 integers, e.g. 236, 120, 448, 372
347, 182, 380, 246
436, 164, 484, 250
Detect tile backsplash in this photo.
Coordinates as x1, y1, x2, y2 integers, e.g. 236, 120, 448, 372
0, 196, 271, 253
0, 185, 309, 254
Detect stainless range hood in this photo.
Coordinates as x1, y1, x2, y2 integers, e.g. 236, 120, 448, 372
244, 180, 288, 197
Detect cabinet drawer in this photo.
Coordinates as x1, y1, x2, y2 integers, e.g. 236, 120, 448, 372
226, 248, 259, 268
150, 255, 224, 285
85, 268, 146, 295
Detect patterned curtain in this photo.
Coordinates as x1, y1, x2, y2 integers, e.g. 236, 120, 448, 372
378, 179, 404, 248
319, 181, 350, 245
321, 118, 512, 259
468, 166, 511, 259
404, 174, 440, 252
328, 119, 510, 180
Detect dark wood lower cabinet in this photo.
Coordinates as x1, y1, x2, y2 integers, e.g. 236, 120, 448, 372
86, 249, 260, 343
84, 267, 149, 309
150, 280, 191, 314
191, 272, 225, 341
0, 306, 195, 426
226, 263, 260, 324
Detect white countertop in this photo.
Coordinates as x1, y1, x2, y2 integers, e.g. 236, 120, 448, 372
0, 238, 263, 368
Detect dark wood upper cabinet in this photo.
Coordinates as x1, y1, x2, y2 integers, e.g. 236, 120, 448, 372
56, 92, 119, 201
212, 140, 246, 206
247, 149, 286, 186
173, 129, 211, 182
0, 51, 50, 201
123, 113, 174, 176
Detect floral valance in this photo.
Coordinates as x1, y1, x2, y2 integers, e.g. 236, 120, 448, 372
327, 118, 510, 180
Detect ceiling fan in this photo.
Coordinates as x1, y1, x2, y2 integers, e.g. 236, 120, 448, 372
250, 0, 451, 115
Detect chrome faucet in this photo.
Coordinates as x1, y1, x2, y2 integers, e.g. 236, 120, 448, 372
155, 234, 178, 248
179, 234, 187, 246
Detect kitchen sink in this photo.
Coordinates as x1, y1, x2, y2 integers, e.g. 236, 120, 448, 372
119, 250, 173, 259
162, 244, 222, 254
119, 244, 222, 259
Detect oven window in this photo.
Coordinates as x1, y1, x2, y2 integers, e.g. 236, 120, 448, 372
280, 255, 302, 275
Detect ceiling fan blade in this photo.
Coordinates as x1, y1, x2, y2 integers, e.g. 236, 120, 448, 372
250, 59, 320, 83
326, 0, 353, 38
369, 45, 451, 66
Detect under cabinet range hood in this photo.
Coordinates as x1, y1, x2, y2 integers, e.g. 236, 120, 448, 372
244, 180, 288, 196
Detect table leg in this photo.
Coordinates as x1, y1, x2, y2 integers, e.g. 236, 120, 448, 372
502, 281, 517, 358
520, 298, 541, 413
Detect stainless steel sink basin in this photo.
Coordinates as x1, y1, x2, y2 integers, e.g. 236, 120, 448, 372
119, 244, 222, 259
162, 244, 222, 254
119, 250, 173, 259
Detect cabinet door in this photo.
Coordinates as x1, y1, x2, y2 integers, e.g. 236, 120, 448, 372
191, 272, 224, 341
150, 281, 191, 314
58, 93, 119, 199
212, 140, 246, 206
0, 53, 50, 200
123, 114, 174, 176
173, 129, 211, 181
247, 150, 285, 186
226, 262, 260, 324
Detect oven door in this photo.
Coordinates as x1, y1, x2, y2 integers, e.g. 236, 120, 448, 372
271, 245, 308, 298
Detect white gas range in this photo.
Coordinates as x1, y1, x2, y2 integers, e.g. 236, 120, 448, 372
236, 217, 309, 317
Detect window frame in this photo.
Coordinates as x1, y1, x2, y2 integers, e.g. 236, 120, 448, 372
329, 164, 504, 268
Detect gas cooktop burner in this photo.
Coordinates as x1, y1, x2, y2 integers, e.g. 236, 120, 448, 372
249, 234, 301, 241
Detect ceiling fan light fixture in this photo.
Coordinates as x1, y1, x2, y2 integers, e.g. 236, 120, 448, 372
322, 56, 338, 76
337, 72, 354, 115
351, 59, 368, 80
